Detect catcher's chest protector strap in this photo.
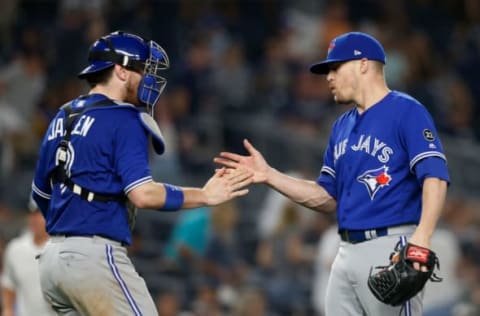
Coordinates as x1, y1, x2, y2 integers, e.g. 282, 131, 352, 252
51, 98, 126, 203
138, 111, 165, 154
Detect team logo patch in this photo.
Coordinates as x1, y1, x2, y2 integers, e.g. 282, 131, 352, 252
357, 165, 392, 200
328, 41, 336, 54
423, 129, 435, 141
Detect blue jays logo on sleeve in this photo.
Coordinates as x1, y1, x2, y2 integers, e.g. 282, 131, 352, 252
357, 165, 392, 200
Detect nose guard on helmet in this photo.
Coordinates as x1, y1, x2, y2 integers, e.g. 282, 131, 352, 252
137, 41, 169, 115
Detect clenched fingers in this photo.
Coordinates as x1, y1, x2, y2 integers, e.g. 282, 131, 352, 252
413, 262, 428, 272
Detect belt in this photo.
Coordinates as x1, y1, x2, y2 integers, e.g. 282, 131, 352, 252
339, 225, 416, 244
50, 234, 126, 247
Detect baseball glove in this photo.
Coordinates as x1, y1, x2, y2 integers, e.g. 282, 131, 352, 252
367, 242, 442, 306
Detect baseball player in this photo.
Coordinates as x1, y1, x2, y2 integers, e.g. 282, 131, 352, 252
214, 32, 449, 316
31, 31, 253, 316
1, 199, 55, 316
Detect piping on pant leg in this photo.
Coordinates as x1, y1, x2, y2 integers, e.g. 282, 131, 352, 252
105, 244, 143, 316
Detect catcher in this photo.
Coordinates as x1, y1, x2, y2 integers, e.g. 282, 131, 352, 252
31, 31, 253, 315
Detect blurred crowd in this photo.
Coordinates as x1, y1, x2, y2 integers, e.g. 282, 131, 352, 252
0, 0, 480, 315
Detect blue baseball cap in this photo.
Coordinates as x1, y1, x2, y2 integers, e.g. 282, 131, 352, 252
310, 32, 386, 75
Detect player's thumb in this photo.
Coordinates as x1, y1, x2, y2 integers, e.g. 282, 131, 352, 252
243, 138, 257, 155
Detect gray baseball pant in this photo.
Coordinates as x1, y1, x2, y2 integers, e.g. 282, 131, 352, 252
38, 236, 158, 316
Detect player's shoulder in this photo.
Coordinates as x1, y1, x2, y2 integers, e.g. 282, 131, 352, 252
83, 100, 165, 153
80, 101, 145, 128
85, 101, 140, 116
56, 98, 140, 119
389, 90, 428, 114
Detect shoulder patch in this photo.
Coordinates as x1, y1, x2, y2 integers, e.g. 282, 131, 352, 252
423, 129, 435, 142
138, 112, 165, 154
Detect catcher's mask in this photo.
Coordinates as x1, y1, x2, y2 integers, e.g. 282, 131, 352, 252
78, 30, 169, 115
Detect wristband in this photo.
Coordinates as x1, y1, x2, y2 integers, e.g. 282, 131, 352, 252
161, 184, 184, 211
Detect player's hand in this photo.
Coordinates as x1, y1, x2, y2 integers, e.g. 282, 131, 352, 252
202, 167, 253, 205
408, 233, 431, 272
214, 139, 271, 184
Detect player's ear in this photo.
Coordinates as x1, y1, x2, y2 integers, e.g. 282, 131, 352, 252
113, 64, 129, 81
359, 58, 369, 74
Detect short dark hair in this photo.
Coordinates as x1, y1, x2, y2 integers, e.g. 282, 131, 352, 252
83, 66, 114, 88
370, 60, 385, 74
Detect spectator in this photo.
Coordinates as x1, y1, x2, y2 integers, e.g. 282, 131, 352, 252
231, 287, 273, 316
203, 201, 248, 310
155, 289, 192, 316
1, 199, 54, 316
163, 206, 211, 273
254, 202, 313, 315
163, 206, 212, 302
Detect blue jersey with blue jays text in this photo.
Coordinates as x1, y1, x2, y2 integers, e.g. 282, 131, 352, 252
32, 94, 153, 245
317, 91, 449, 230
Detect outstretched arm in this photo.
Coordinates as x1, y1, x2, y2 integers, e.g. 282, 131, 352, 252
128, 168, 253, 210
214, 139, 336, 213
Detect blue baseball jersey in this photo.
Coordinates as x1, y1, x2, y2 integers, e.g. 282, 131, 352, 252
317, 91, 449, 230
32, 94, 154, 245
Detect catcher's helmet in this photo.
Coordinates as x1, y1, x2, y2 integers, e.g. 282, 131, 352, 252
78, 31, 169, 113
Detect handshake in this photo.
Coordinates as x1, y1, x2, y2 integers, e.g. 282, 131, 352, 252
204, 139, 268, 206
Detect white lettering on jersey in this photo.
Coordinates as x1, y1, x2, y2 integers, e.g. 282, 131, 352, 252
378, 147, 393, 163
47, 118, 64, 141
351, 134, 393, 163
351, 134, 369, 152
371, 138, 386, 156
71, 115, 95, 137
334, 139, 348, 162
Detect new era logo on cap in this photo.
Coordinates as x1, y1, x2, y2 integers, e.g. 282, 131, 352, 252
310, 32, 386, 74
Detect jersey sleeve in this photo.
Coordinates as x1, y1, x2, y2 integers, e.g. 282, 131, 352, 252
316, 131, 337, 199
114, 113, 153, 194
32, 112, 65, 214
32, 135, 53, 214
413, 156, 449, 183
399, 103, 449, 180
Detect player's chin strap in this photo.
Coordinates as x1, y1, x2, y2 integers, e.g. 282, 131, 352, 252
51, 96, 126, 203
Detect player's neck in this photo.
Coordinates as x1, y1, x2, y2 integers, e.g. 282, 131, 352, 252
356, 83, 390, 114
89, 83, 125, 103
